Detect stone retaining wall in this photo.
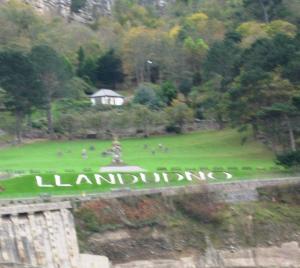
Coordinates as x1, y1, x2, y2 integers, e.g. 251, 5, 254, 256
0, 177, 299, 206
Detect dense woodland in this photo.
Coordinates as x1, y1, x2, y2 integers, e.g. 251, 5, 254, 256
0, 0, 300, 166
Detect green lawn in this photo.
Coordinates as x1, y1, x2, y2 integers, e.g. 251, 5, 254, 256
0, 129, 276, 173
0, 129, 293, 198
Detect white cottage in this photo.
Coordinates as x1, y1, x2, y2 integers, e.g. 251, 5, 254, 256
90, 89, 125, 106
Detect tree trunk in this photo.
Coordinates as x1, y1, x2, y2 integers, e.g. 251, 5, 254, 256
251, 121, 259, 139
27, 113, 32, 128
258, 0, 270, 23
285, 114, 296, 152
46, 95, 54, 139
217, 114, 224, 130
15, 111, 23, 144
144, 120, 149, 137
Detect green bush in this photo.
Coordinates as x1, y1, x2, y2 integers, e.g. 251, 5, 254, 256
133, 83, 162, 109
31, 118, 47, 130
276, 150, 300, 168
165, 124, 182, 134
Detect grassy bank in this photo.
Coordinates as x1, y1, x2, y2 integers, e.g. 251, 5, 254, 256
0, 129, 276, 173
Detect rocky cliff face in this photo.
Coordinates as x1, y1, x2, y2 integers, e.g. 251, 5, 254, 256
114, 241, 300, 268
23, 0, 114, 23
75, 184, 300, 267
21, 0, 173, 23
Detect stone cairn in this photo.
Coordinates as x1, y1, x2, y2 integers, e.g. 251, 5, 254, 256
112, 136, 123, 165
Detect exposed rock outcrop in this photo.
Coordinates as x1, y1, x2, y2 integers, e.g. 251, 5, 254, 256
15, 0, 174, 23
114, 241, 300, 268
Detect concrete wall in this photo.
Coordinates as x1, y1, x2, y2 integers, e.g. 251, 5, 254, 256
80, 254, 110, 268
0, 202, 79, 268
0, 202, 111, 268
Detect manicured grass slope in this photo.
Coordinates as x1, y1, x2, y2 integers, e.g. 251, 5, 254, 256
0, 129, 275, 173
0, 129, 289, 198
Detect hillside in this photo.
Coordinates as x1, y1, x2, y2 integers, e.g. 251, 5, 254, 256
75, 183, 300, 266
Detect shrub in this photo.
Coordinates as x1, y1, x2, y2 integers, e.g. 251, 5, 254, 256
257, 183, 300, 205
165, 100, 194, 132
158, 81, 178, 105
175, 192, 227, 224
31, 118, 47, 130
133, 83, 162, 109
165, 124, 182, 134
276, 150, 300, 168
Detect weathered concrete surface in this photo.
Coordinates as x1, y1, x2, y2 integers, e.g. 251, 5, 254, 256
0, 201, 71, 215
0, 201, 111, 268
114, 241, 300, 268
0, 202, 79, 268
80, 254, 110, 268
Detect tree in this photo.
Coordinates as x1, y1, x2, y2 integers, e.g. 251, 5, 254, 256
257, 73, 300, 152
0, 1, 43, 50
243, 0, 286, 23
178, 77, 193, 97
95, 49, 124, 88
181, 12, 225, 45
63, 77, 94, 98
0, 88, 6, 109
122, 27, 174, 84
159, 81, 178, 106
54, 113, 84, 140
194, 74, 228, 128
183, 37, 209, 72
30, 45, 72, 138
113, 1, 158, 27
203, 32, 242, 90
260, 103, 298, 152
79, 57, 97, 84
76, 46, 85, 77
133, 104, 156, 137
229, 69, 299, 151
237, 20, 297, 47
165, 100, 194, 133
0, 50, 42, 142
133, 83, 162, 109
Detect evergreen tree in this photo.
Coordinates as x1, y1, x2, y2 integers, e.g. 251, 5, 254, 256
0, 50, 42, 142
30, 45, 72, 138
95, 49, 124, 88
76, 46, 85, 77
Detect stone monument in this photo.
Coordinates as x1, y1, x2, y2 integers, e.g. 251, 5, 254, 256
112, 136, 123, 165
100, 136, 145, 172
